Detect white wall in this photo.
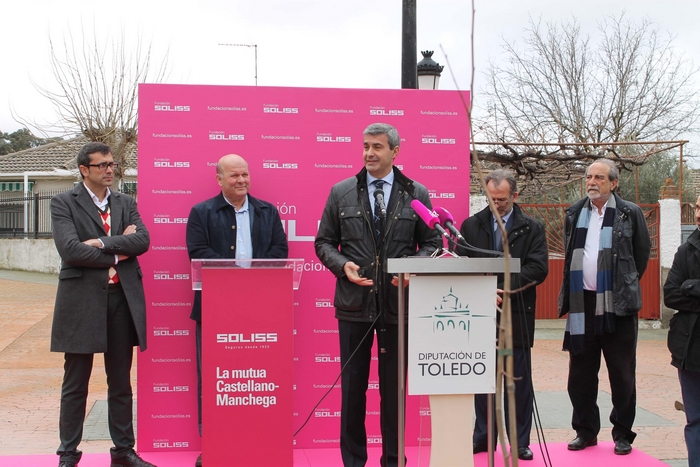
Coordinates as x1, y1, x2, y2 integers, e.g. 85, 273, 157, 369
470, 194, 488, 216
0, 239, 60, 274
659, 198, 681, 269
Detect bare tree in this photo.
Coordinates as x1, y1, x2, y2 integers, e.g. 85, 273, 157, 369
478, 13, 700, 145
18, 26, 169, 189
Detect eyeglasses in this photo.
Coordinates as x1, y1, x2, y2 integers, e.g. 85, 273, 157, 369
493, 196, 513, 205
85, 162, 118, 171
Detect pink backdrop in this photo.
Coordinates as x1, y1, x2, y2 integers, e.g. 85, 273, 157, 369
137, 84, 471, 452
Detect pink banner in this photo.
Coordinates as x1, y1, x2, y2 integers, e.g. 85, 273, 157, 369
201, 266, 293, 466
137, 84, 471, 452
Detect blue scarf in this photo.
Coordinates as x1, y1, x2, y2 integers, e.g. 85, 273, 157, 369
564, 196, 616, 354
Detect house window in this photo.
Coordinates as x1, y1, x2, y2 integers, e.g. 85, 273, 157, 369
0, 182, 34, 192
121, 181, 138, 195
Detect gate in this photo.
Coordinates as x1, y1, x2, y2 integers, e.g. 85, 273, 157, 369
519, 203, 661, 320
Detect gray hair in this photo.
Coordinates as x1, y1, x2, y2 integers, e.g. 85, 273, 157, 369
364, 123, 400, 149
485, 169, 518, 195
588, 159, 619, 183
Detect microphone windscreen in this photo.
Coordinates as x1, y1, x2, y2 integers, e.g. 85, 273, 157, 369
433, 206, 455, 225
410, 199, 440, 229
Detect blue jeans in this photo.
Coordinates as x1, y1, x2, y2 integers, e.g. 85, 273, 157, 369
679, 368, 700, 467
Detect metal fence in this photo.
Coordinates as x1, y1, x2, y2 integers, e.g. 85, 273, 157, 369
0, 185, 137, 239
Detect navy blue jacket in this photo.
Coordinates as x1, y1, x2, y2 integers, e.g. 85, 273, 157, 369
186, 192, 288, 320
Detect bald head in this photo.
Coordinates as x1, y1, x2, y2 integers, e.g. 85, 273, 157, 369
216, 154, 250, 208
217, 154, 248, 175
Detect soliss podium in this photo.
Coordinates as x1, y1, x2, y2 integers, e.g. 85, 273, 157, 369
387, 256, 520, 467
191, 259, 303, 467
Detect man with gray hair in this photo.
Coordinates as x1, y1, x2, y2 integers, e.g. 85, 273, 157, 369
558, 159, 650, 455
315, 123, 440, 467
456, 169, 549, 460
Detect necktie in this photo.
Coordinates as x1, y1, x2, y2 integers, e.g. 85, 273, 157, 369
373, 180, 385, 245
494, 220, 502, 251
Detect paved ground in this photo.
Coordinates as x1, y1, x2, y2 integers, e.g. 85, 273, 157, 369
0, 270, 690, 466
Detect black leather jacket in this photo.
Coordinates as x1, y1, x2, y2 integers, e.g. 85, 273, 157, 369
558, 193, 651, 317
315, 167, 441, 324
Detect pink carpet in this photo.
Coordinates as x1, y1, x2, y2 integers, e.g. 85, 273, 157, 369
0, 443, 669, 466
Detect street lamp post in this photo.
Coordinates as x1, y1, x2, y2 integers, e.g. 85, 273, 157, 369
417, 50, 444, 90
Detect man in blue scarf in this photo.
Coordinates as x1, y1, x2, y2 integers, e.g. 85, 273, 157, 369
558, 159, 650, 456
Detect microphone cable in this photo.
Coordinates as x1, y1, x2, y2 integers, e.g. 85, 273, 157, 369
454, 236, 505, 257
293, 309, 382, 437
512, 277, 554, 467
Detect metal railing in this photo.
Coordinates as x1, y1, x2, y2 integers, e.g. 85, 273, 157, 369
0, 186, 137, 239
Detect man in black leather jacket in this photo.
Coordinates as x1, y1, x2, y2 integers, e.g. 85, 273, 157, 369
315, 123, 440, 467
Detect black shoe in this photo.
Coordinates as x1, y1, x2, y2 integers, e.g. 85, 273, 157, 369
567, 436, 597, 451
473, 442, 488, 454
195, 453, 202, 467
518, 446, 533, 460
110, 450, 157, 467
58, 462, 77, 467
614, 438, 632, 455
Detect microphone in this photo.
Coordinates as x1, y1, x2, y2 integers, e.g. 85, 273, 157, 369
433, 206, 466, 243
431, 205, 504, 257
410, 199, 450, 240
374, 187, 387, 218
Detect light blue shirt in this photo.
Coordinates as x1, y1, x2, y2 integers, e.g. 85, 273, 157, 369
367, 171, 395, 216
494, 208, 514, 232
223, 195, 253, 261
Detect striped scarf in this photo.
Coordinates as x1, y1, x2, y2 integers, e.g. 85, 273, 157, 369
564, 196, 616, 354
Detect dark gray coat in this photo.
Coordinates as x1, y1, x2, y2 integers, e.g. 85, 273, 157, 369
50, 183, 150, 353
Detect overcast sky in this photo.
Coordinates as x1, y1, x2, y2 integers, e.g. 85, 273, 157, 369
2, 0, 699, 147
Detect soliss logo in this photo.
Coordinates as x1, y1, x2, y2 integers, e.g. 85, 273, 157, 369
263, 107, 298, 113
209, 134, 244, 141
369, 109, 404, 116
154, 161, 190, 168
154, 105, 190, 112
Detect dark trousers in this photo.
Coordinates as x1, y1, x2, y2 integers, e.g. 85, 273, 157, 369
679, 368, 700, 467
567, 291, 638, 443
338, 320, 405, 467
57, 285, 138, 462
473, 346, 533, 448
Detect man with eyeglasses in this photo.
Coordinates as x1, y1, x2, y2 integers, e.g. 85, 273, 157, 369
558, 159, 650, 456
51, 142, 155, 467
455, 169, 548, 461
186, 154, 288, 467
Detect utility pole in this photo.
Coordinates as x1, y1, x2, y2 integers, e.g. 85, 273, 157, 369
401, 0, 417, 89
218, 43, 258, 85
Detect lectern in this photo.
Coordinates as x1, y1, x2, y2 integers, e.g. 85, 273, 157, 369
191, 259, 303, 467
387, 257, 520, 467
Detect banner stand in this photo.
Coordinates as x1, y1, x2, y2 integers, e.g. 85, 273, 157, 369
193, 259, 303, 467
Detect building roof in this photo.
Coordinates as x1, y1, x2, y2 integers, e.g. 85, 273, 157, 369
0, 136, 137, 176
